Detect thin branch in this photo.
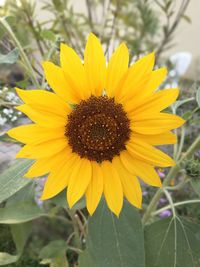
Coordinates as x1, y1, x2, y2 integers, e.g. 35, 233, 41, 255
85, 0, 94, 31
156, 0, 191, 60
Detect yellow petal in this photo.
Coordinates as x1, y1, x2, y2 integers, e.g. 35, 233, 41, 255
131, 113, 185, 134
60, 43, 90, 100
41, 153, 78, 200
126, 138, 175, 167
42, 61, 80, 103
106, 43, 129, 97
101, 161, 123, 216
145, 67, 167, 94
84, 33, 106, 96
16, 105, 66, 127
24, 147, 72, 178
16, 88, 70, 116
128, 88, 179, 115
120, 151, 162, 187
67, 158, 92, 208
25, 159, 49, 178
86, 162, 103, 215
112, 156, 142, 208
122, 67, 167, 112
115, 52, 155, 102
7, 124, 65, 144
16, 138, 68, 159
131, 131, 177, 145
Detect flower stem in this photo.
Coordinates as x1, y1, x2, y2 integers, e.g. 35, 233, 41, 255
176, 126, 185, 160
152, 199, 200, 216
0, 18, 40, 88
142, 134, 200, 224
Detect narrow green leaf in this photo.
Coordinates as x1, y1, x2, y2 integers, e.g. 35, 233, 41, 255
40, 29, 56, 42
181, 14, 192, 24
191, 179, 200, 197
196, 87, 200, 107
0, 202, 45, 224
0, 222, 31, 265
80, 199, 145, 267
0, 48, 19, 64
145, 216, 200, 267
0, 159, 33, 204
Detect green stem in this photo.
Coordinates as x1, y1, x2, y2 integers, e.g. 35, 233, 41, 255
67, 246, 83, 254
65, 209, 82, 249
176, 126, 185, 160
0, 18, 40, 88
164, 175, 189, 191
0, 101, 19, 107
163, 188, 176, 217
152, 199, 200, 216
142, 134, 200, 224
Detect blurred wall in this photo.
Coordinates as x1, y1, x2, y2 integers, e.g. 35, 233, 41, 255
35, 0, 200, 79
163, 0, 200, 80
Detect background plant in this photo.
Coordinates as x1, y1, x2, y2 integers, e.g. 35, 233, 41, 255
1, 0, 200, 267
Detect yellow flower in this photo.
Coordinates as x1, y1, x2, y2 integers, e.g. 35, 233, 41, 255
8, 33, 184, 216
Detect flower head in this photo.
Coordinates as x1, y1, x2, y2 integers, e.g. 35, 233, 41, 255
8, 33, 184, 216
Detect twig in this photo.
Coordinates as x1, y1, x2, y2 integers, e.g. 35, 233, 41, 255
0, 18, 40, 88
85, 0, 94, 31
156, 0, 190, 60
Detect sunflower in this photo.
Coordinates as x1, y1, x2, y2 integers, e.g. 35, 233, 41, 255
8, 33, 184, 216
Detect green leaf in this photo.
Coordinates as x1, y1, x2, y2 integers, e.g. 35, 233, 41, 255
79, 250, 95, 267
40, 29, 56, 42
6, 182, 35, 207
0, 159, 33, 204
50, 190, 86, 210
191, 179, 200, 197
80, 199, 145, 267
0, 202, 45, 224
196, 87, 200, 107
39, 240, 68, 267
0, 48, 19, 64
181, 14, 192, 24
3, 16, 16, 26
0, 222, 32, 265
145, 216, 200, 267
0, 16, 16, 39
182, 110, 193, 120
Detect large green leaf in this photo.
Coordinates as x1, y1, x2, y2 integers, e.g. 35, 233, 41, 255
0, 159, 33, 204
79, 250, 94, 267
145, 216, 200, 267
0, 222, 32, 265
80, 199, 145, 267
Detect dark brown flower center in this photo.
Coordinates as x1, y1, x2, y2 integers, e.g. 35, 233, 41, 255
65, 96, 131, 162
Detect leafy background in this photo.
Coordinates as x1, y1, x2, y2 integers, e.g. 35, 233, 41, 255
0, 0, 200, 266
